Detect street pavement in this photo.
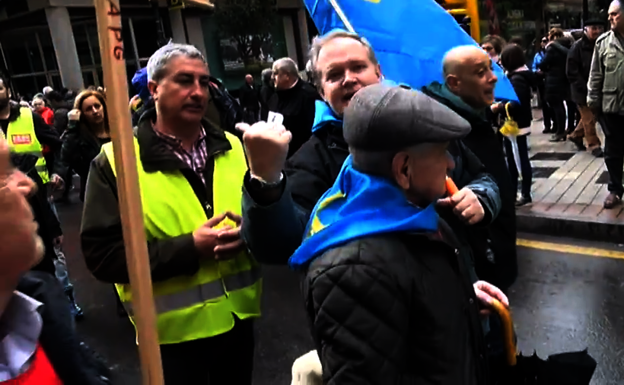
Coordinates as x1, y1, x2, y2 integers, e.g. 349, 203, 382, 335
55, 197, 624, 384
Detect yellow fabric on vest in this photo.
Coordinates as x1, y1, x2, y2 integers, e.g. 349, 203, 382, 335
102, 131, 261, 345
3, 108, 49, 183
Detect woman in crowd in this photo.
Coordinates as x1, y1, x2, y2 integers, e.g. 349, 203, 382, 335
500, 44, 535, 207
481, 34, 506, 65
538, 28, 571, 142
60, 89, 111, 202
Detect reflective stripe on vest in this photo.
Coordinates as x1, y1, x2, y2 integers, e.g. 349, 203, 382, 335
102, 131, 262, 345
124, 265, 262, 316
4, 108, 49, 183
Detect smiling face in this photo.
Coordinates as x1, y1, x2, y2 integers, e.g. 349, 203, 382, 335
148, 55, 210, 124
446, 49, 498, 109
315, 37, 382, 116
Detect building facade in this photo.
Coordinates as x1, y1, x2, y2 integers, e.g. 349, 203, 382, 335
0, 0, 313, 98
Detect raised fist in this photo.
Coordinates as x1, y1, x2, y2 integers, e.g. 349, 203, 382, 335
237, 121, 292, 183
68, 109, 81, 122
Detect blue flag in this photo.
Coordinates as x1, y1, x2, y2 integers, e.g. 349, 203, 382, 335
289, 156, 439, 269
303, 0, 518, 102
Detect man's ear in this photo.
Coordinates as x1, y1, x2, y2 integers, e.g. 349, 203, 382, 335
147, 80, 159, 101
391, 152, 411, 190
375, 64, 382, 80
446, 75, 460, 92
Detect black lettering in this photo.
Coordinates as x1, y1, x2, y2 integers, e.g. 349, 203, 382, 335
108, 26, 123, 43
108, 0, 121, 16
113, 46, 124, 60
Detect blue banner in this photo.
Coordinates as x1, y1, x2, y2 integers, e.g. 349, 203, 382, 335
303, 0, 518, 101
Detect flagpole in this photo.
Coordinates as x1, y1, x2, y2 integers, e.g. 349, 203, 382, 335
93, 1, 164, 384
326, 0, 355, 33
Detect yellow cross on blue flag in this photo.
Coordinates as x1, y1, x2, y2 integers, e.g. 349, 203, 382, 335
303, 0, 518, 101
289, 156, 439, 269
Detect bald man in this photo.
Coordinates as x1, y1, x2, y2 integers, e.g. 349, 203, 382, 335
239, 73, 259, 124
423, 45, 518, 293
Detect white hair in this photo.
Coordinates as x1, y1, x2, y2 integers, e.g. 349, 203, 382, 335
273, 57, 299, 77
147, 43, 206, 82
42, 86, 53, 95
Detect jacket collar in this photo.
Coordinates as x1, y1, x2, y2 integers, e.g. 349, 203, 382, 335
136, 108, 232, 173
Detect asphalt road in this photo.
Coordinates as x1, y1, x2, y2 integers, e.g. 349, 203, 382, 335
54, 198, 624, 384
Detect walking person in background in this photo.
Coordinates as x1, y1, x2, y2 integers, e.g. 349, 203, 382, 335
539, 28, 571, 142
60, 89, 111, 202
481, 34, 506, 65
566, 19, 605, 157
500, 44, 535, 206
259, 68, 274, 121
533, 37, 554, 133
268, 57, 317, 157
239, 74, 260, 124
588, 0, 624, 209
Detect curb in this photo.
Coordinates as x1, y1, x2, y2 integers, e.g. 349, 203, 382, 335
516, 210, 624, 244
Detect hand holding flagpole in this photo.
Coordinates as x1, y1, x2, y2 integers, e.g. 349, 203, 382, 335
93, 1, 164, 383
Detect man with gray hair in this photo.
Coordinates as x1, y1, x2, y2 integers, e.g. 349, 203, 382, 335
81, 43, 260, 384
588, 0, 624, 209
267, 57, 318, 156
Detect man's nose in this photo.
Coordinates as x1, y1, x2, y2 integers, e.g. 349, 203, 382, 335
343, 70, 358, 85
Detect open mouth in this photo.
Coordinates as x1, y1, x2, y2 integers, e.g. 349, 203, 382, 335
342, 91, 356, 103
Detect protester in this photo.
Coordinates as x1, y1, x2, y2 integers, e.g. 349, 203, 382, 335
268, 57, 317, 156
539, 28, 571, 142
588, 0, 624, 209
239, 74, 259, 124
423, 45, 517, 292
240, 31, 501, 280
500, 44, 535, 206
32, 94, 55, 126
80, 43, 260, 384
60, 89, 111, 202
291, 84, 508, 384
46, 90, 73, 134
567, 19, 605, 157
533, 36, 554, 133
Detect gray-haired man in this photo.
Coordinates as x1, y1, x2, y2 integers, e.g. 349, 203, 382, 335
81, 43, 260, 384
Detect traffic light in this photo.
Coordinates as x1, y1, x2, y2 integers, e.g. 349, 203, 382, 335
441, 0, 481, 42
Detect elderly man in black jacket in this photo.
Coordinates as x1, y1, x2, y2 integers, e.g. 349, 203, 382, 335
291, 84, 508, 384
566, 20, 605, 157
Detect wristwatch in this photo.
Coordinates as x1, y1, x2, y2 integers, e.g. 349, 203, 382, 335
249, 172, 284, 190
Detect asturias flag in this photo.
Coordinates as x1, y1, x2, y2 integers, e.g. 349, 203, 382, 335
303, 0, 518, 101
289, 156, 439, 269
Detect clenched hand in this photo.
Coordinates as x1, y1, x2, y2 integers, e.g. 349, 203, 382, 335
437, 188, 485, 225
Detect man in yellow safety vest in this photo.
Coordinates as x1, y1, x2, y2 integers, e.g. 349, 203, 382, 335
80, 43, 261, 384
0, 74, 64, 276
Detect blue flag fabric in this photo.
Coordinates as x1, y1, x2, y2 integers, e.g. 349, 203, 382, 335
288, 156, 439, 269
303, 0, 518, 102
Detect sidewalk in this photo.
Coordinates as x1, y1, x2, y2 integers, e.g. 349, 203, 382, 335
516, 113, 624, 243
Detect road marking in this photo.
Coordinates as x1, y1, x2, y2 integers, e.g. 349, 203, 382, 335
517, 238, 624, 260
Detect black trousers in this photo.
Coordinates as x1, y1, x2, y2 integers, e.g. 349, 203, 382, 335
160, 318, 255, 384
566, 100, 578, 133
537, 82, 552, 129
601, 114, 624, 196
547, 98, 567, 137
503, 135, 532, 198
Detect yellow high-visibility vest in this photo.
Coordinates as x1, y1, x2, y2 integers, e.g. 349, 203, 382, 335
102, 131, 261, 345
2, 108, 49, 183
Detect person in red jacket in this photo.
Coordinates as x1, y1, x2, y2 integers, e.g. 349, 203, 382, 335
0, 138, 110, 384
32, 95, 54, 126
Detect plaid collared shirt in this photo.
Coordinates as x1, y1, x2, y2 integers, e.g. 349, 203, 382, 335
153, 125, 208, 185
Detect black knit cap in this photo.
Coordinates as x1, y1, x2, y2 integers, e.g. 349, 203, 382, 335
343, 84, 471, 152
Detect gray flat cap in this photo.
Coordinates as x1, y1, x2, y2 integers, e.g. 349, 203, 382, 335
343, 84, 471, 151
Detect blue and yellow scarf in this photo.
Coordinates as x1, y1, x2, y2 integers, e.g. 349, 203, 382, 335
289, 156, 439, 269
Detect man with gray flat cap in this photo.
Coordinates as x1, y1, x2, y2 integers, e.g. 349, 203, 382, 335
290, 84, 508, 385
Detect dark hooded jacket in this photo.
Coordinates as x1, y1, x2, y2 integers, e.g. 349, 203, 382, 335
539, 39, 571, 101
567, 34, 597, 106
423, 82, 518, 291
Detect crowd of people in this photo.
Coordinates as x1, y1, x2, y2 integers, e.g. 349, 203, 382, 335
0, 0, 621, 383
